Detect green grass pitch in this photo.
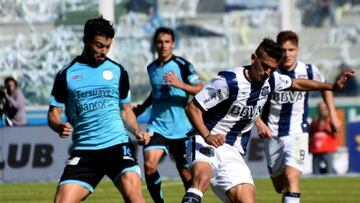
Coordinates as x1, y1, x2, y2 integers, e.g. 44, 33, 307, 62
0, 176, 359, 202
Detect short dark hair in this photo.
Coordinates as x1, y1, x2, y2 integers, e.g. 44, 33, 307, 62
4, 76, 17, 87
83, 16, 115, 41
153, 27, 175, 43
276, 30, 299, 47
255, 38, 284, 63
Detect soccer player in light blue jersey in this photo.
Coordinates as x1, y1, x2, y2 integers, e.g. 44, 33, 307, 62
255, 30, 342, 203
47, 16, 150, 203
133, 27, 204, 203
181, 38, 354, 203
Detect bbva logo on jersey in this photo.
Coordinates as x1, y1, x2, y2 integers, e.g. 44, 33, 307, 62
230, 105, 262, 118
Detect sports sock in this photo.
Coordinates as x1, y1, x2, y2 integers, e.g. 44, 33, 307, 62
284, 192, 300, 203
145, 171, 164, 203
182, 188, 203, 203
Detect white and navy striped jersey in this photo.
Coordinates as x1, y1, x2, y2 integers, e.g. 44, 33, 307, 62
193, 66, 292, 154
261, 61, 325, 137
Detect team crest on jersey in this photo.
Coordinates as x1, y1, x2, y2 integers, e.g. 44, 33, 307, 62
261, 86, 270, 96
103, 70, 113, 80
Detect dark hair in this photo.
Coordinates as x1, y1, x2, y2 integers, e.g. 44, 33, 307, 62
153, 27, 175, 44
83, 16, 115, 41
4, 76, 17, 87
276, 30, 299, 47
255, 38, 284, 63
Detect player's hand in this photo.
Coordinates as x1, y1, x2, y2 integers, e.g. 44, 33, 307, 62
136, 131, 151, 146
255, 117, 272, 139
163, 71, 182, 88
204, 134, 225, 148
58, 122, 73, 138
333, 70, 355, 90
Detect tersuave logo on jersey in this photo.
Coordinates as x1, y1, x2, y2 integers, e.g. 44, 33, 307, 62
74, 88, 113, 99
230, 105, 262, 118
270, 91, 305, 103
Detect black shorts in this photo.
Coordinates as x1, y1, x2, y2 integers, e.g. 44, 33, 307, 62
143, 132, 189, 167
59, 143, 140, 192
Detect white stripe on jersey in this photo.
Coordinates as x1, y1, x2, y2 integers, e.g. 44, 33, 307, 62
194, 66, 292, 154
262, 61, 325, 137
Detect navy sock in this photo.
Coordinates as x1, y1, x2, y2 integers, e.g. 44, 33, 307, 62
145, 171, 164, 203
182, 188, 203, 203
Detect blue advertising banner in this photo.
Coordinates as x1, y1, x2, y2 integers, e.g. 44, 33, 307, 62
347, 121, 360, 172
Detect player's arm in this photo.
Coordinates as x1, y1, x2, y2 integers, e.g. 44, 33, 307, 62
186, 100, 225, 148
290, 70, 355, 91
47, 106, 73, 138
321, 90, 341, 133
121, 102, 150, 145
163, 71, 204, 95
133, 92, 152, 116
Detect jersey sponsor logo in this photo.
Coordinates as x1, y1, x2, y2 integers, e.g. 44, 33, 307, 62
74, 88, 113, 99
204, 89, 221, 104
297, 74, 308, 79
270, 91, 305, 103
230, 105, 261, 118
71, 74, 84, 80
67, 157, 80, 165
102, 70, 113, 80
76, 100, 106, 113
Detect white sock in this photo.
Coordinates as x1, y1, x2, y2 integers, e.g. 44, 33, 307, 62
187, 188, 203, 198
284, 192, 300, 203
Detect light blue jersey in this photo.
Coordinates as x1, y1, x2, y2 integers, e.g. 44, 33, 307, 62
147, 55, 201, 139
49, 56, 131, 150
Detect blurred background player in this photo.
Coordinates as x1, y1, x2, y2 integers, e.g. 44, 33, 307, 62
47, 16, 150, 203
256, 30, 342, 203
309, 101, 338, 175
133, 26, 203, 203
1, 76, 27, 126
182, 38, 354, 203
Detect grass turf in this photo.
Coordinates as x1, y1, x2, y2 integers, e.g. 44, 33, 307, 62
0, 176, 359, 202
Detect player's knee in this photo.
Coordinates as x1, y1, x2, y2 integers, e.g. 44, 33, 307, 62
144, 161, 158, 174
193, 175, 211, 192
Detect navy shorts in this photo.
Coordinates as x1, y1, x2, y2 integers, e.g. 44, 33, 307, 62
59, 143, 140, 192
144, 132, 189, 167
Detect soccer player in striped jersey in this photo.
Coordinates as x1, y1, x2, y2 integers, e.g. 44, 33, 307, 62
181, 38, 354, 203
47, 16, 150, 203
256, 30, 342, 203
133, 27, 203, 203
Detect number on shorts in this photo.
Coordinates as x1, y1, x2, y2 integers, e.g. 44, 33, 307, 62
299, 149, 305, 161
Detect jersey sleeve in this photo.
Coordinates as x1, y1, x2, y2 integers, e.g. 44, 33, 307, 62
310, 64, 325, 82
272, 71, 293, 91
185, 64, 201, 85
175, 57, 201, 85
194, 76, 229, 111
49, 69, 67, 108
119, 68, 131, 103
